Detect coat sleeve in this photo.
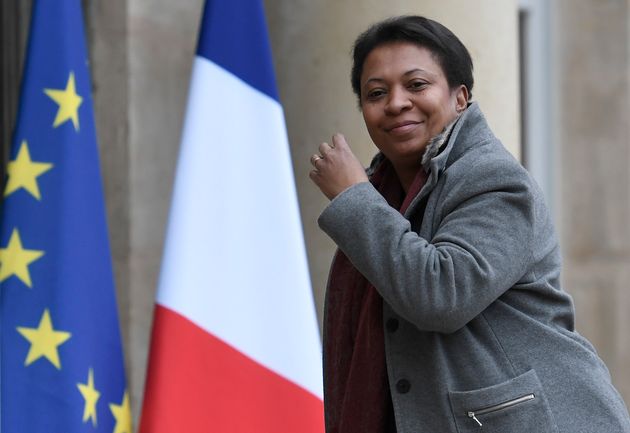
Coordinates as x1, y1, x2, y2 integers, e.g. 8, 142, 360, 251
318, 156, 538, 334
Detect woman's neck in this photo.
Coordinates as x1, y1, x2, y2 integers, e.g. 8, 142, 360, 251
393, 163, 422, 193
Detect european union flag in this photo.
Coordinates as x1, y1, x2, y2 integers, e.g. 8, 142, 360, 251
0, 1, 131, 432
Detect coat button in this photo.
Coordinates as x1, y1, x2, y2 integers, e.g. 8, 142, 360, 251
386, 318, 399, 333
396, 379, 411, 394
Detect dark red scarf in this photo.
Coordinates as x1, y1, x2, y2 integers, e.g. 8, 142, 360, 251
324, 159, 428, 433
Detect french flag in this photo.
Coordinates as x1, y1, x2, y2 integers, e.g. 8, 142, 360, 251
139, 1, 324, 432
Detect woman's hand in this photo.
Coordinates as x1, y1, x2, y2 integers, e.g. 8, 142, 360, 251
309, 133, 369, 200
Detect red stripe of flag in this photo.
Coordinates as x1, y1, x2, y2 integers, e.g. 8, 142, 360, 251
139, 305, 325, 433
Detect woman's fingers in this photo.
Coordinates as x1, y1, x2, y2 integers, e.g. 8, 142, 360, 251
331, 133, 347, 150
309, 133, 368, 200
319, 141, 334, 156
310, 153, 324, 167
316, 134, 347, 164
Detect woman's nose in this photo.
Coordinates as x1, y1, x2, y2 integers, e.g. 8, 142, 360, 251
385, 87, 412, 114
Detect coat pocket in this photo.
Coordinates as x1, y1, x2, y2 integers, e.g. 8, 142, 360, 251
448, 369, 558, 433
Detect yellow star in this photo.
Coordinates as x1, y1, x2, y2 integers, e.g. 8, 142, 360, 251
110, 391, 132, 433
4, 140, 53, 200
44, 71, 83, 131
77, 368, 101, 426
16, 309, 71, 369
0, 228, 45, 287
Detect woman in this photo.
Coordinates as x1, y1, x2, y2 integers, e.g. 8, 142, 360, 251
309, 15, 630, 433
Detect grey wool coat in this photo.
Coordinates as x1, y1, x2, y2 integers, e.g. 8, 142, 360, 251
319, 102, 630, 433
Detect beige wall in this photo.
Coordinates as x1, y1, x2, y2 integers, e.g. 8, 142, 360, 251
127, 0, 204, 421
554, 0, 630, 401
89, 0, 205, 421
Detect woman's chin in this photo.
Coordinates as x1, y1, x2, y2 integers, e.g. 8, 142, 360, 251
382, 144, 428, 164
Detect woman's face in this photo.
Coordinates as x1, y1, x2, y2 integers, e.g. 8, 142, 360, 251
360, 42, 468, 170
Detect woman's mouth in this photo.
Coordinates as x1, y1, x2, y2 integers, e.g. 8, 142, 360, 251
385, 121, 422, 135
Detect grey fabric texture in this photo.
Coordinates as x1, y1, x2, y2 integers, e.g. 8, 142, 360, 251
319, 102, 630, 433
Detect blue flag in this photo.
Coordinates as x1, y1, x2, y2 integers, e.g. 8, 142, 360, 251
0, 1, 130, 432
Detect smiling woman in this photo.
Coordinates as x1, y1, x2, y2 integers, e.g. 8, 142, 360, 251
309, 15, 630, 433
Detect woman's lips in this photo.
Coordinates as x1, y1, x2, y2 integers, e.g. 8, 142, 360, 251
386, 121, 422, 135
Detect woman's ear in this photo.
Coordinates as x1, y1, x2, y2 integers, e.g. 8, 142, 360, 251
454, 85, 469, 113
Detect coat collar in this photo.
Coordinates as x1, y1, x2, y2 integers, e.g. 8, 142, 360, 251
423, 101, 494, 176
404, 101, 495, 217
366, 102, 495, 217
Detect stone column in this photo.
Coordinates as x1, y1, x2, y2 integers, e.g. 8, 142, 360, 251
85, 0, 132, 380
90, 0, 205, 420
126, 0, 204, 420
554, 0, 630, 402
264, 0, 521, 329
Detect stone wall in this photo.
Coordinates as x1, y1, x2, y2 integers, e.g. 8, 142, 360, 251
554, 0, 630, 401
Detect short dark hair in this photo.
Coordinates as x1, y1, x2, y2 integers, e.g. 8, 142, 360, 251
351, 15, 474, 103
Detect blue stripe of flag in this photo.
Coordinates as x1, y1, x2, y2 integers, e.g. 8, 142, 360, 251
196, 0, 280, 102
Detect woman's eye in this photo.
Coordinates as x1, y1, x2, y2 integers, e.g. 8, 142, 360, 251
409, 81, 427, 90
366, 89, 386, 99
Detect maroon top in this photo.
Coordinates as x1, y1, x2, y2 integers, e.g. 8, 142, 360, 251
324, 159, 428, 433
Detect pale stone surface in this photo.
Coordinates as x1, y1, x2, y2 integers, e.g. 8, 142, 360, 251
127, 0, 204, 419
565, 262, 630, 400
555, 0, 630, 402
85, 0, 132, 379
